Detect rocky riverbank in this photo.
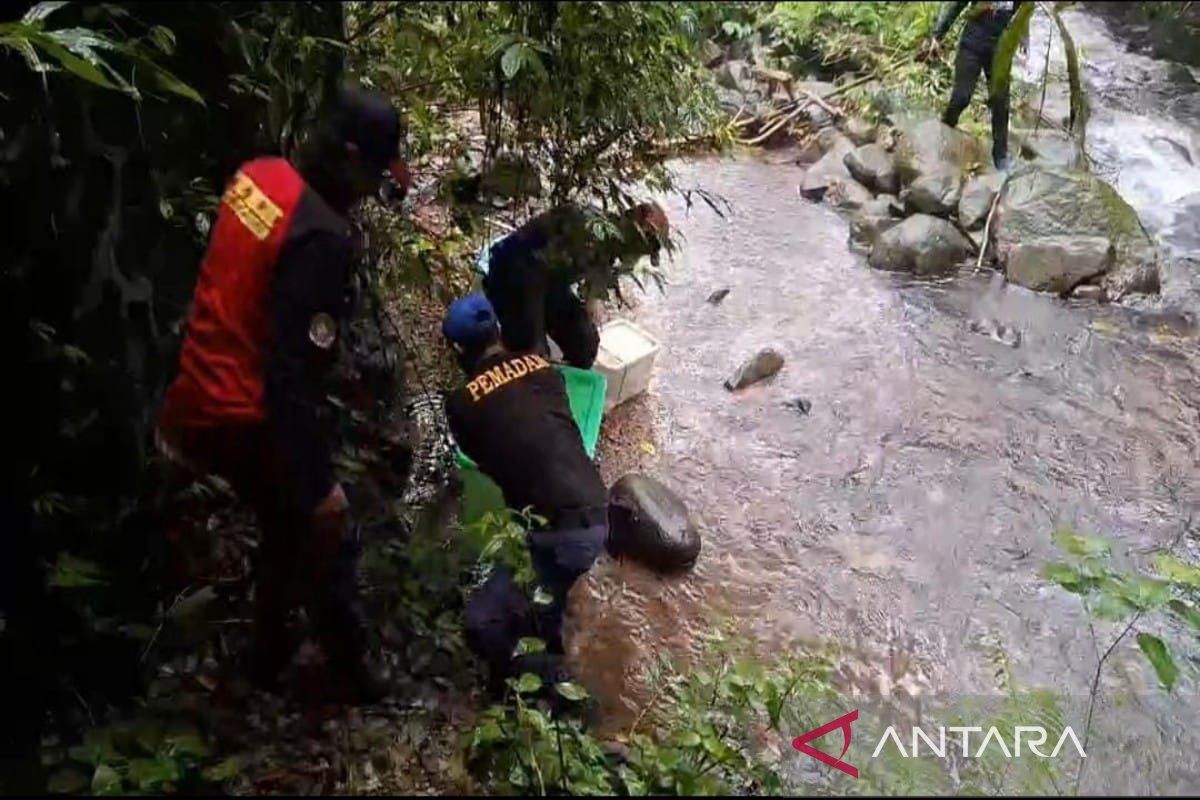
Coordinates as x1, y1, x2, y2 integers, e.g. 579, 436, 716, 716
706, 34, 1165, 306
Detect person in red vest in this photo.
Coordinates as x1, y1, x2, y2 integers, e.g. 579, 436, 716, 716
157, 85, 412, 702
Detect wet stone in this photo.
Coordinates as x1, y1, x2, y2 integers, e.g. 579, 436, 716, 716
707, 287, 731, 305
607, 474, 702, 573
784, 397, 813, 415
725, 347, 785, 390
968, 318, 1022, 348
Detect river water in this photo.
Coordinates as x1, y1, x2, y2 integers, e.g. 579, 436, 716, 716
568, 6, 1200, 792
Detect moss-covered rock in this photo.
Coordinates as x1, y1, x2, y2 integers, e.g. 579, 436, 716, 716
993, 166, 1160, 298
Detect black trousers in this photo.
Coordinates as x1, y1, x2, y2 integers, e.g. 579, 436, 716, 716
159, 424, 368, 683
942, 41, 1011, 167
483, 265, 600, 370
464, 520, 608, 692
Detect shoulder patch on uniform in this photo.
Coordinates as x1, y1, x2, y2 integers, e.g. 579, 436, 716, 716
223, 171, 284, 241
308, 312, 337, 350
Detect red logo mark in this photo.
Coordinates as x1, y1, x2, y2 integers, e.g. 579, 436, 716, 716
792, 709, 859, 778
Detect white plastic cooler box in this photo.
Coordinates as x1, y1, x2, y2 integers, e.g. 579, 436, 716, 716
594, 319, 661, 410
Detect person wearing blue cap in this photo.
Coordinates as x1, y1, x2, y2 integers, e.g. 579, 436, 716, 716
441, 294, 609, 694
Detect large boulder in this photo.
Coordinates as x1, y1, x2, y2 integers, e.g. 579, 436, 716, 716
799, 134, 856, 201
892, 118, 985, 187
868, 214, 974, 275
607, 475, 702, 573
844, 143, 898, 194
903, 171, 962, 217
824, 176, 875, 211
958, 173, 1005, 230
1005, 236, 1114, 294
849, 211, 901, 253
993, 166, 1160, 298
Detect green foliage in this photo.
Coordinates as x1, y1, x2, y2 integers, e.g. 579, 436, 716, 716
5, 2, 347, 790
44, 718, 235, 795
351, 1, 718, 305
1043, 525, 1200, 691
0, 3, 202, 103
467, 507, 545, 590
466, 628, 839, 796
765, 2, 953, 119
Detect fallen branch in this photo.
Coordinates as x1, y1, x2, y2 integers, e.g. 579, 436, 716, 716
735, 72, 881, 147
804, 90, 842, 120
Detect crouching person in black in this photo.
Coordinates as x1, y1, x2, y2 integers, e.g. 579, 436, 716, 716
483, 202, 670, 370
441, 294, 609, 694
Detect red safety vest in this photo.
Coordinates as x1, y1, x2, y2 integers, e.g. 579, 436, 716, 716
160, 157, 306, 432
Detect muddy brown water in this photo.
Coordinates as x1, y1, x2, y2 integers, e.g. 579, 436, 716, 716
567, 155, 1200, 751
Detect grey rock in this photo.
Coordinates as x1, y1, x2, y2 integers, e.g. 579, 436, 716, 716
868, 214, 974, 275
849, 212, 900, 253
794, 137, 825, 166
1005, 236, 1113, 294
968, 318, 1022, 348
715, 86, 748, 116
607, 474, 702, 573
903, 171, 962, 217
706, 287, 731, 305
714, 59, 757, 95
844, 143, 898, 194
784, 397, 813, 415
892, 118, 984, 186
860, 197, 894, 217
824, 176, 875, 211
993, 166, 1160, 298
958, 173, 1006, 230
882, 194, 905, 216
815, 126, 846, 156
702, 39, 725, 68
725, 348, 785, 390
844, 116, 879, 146
799, 135, 856, 201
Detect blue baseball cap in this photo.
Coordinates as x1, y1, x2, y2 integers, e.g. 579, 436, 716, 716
443, 293, 499, 347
